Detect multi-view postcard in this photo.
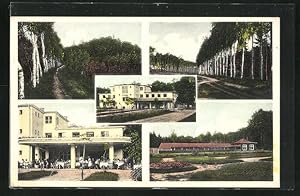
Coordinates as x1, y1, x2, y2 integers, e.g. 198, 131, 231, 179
10, 16, 280, 188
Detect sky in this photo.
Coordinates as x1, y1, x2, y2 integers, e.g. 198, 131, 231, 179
151, 102, 272, 137
95, 75, 187, 88
31, 102, 96, 127
150, 22, 212, 62
53, 22, 141, 47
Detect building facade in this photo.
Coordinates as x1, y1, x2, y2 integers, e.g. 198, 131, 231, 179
99, 84, 177, 110
157, 139, 257, 153
18, 104, 131, 168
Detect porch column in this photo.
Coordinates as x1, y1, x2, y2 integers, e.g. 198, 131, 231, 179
136, 102, 139, 109
70, 144, 76, 169
34, 146, 40, 160
45, 150, 49, 160
109, 144, 114, 162
76, 146, 81, 158
149, 102, 152, 109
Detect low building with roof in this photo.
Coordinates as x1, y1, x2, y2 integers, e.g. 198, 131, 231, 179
157, 138, 257, 153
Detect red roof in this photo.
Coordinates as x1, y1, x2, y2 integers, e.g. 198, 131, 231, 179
233, 138, 257, 144
159, 142, 236, 149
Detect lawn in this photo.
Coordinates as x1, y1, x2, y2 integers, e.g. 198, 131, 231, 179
58, 68, 94, 99
18, 170, 57, 180
198, 75, 272, 99
97, 110, 173, 123
83, 171, 119, 181
190, 162, 273, 181
24, 69, 56, 99
150, 156, 162, 163
178, 113, 196, 122
150, 162, 197, 173
174, 156, 242, 164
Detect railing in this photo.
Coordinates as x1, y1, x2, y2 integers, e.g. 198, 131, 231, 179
19, 136, 131, 144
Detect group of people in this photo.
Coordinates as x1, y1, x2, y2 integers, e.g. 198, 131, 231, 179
18, 159, 52, 169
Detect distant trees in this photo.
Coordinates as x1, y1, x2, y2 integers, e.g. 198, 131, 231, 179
196, 22, 272, 81
150, 77, 196, 108
63, 37, 141, 76
150, 47, 197, 73
150, 109, 272, 150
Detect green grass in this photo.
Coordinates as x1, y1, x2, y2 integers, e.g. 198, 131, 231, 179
58, 68, 94, 99
83, 171, 119, 181
178, 113, 196, 122
174, 156, 242, 164
18, 170, 57, 180
150, 156, 162, 163
97, 110, 173, 123
190, 162, 273, 181
24, 69, 56, 99
197, 75, 272, 99
150, 166, 198, 173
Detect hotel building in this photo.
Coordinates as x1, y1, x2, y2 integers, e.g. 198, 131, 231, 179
18, 104, 131, 168
98, 84, 178, 110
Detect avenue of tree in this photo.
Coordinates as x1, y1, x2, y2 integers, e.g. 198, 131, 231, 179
18, 22, 141, 99
150, 109, 272, 150
150, 47, 197, 73
196, 22, 272, 81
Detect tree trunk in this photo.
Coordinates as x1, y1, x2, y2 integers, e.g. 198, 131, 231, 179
230, 48, 233, 78
240, 47, 245, 79
233, 41, 238, 78
260, 42, 264, 80
251, 35, 254, 79
265, 45, 268, 81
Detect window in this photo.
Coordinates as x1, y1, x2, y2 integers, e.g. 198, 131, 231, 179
19, 150, 22, 155
19, 129, 22, 134
129, 86, 132, 88
152, 94, 155, 97
140, 87, 143, 90
163, 94, 167, 97
108, 95, 111, 99
157, 94, 161, 97
242, 144, 248, 151
113, 95, 115, 98
112, 88, 115, 92
101, 131, 109, 137
45, 133, 52, 138
19, 110, 22, 115
140, 94, 143, 98
86, 132, 94, 137
103, 95, 106, 98
45, 116, 52, 124
146, 94, 149, 98
249, 144, 255, 151
72, 132, 80, 137
58, 133, 62, 138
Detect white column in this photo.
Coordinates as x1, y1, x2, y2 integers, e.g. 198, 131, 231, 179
70, 144, 76, 169
34, 146, 40, 160
109, 144, 114, 162
45, 150, 49, 159
149, 102, 152, 109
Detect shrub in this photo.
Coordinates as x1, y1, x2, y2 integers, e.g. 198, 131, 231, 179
150, 161, 197, 173
19, 170, 57, 180
84, 171, 119, 181
174, 156, 242, 164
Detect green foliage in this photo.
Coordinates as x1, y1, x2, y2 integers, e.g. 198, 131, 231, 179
18, 171, 57, 180
63, 47, 90, 74
83, 171, 119, 181
190, 162, 273, 181
174, 77, 196, 107
151, 80, 174, 92
97, 110, 172, 123
123, 125, 142, 163
150, 47, 196, 71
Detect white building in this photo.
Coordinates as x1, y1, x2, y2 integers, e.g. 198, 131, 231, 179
18, 104, 131, 168
99, 84, 177, 110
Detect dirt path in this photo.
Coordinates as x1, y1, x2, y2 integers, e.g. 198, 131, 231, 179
237, 156, 272, 162
19, 168, 132, 181
161, 158, 175, 162
151, 164, 222, 181
128, 110, 195, 123
198, 75, 257, 99
52, 68, 65, 99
